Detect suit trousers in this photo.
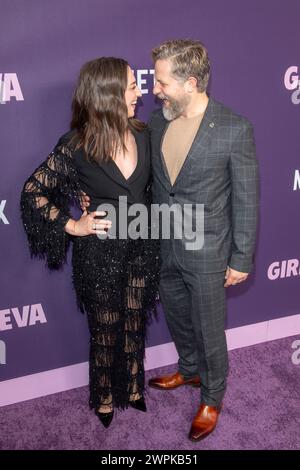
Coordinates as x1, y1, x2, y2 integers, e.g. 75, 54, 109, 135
159, 250, 229, 407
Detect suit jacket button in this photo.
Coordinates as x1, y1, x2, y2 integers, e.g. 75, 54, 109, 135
170, 192, 175, 197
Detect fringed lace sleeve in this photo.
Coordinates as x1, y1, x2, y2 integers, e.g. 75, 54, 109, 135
20, 140, 81, 269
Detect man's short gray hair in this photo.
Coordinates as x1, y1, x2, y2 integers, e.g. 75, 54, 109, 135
152, 39, 210, 92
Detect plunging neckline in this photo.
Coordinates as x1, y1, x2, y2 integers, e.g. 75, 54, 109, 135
111, 131, 139, 182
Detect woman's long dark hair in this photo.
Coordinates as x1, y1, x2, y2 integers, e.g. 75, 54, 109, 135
70, 57, 145, 164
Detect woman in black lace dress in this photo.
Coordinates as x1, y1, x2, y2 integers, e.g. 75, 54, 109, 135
20, 57, 160, 428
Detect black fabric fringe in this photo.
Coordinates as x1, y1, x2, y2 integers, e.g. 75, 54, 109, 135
20, 142, 82, 269
72, 235, 160, 410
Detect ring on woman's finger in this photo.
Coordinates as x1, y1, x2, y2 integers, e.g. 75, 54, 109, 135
92, 222, 96, 230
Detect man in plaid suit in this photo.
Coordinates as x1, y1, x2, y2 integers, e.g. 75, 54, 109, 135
148, 39, 259, 441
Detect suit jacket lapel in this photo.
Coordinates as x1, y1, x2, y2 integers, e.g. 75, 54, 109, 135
127, 127, 145, 184
100, 160, 130, 190
172, 97, 218, 188
157, 118, 172, 186
99, 128, 144, 189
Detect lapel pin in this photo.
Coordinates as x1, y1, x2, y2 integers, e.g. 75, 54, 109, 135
209, 121, 215, 128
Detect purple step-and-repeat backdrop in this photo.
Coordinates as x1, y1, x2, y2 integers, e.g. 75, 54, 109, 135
1, 0, 300, 387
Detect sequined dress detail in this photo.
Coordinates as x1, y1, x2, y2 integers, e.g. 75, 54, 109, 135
20, 130, 160, 411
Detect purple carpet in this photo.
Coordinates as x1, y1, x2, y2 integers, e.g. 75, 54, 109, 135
0, 335, 299, 450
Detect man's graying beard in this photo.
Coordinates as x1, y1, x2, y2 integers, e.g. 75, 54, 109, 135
159, 93, 191, 121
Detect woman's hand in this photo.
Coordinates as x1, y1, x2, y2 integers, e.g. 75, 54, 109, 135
65, 211, 112, 236
79, 191, 90, 212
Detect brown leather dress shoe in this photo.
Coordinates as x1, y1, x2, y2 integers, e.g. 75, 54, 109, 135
148, 371, 200, 390
188, 404, 220, 442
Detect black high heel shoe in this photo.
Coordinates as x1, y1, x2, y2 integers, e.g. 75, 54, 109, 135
96, 406, 114, 428
129, 396, 147, 412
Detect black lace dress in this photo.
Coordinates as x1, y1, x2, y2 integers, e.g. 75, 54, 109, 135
20, 128, 160, 412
